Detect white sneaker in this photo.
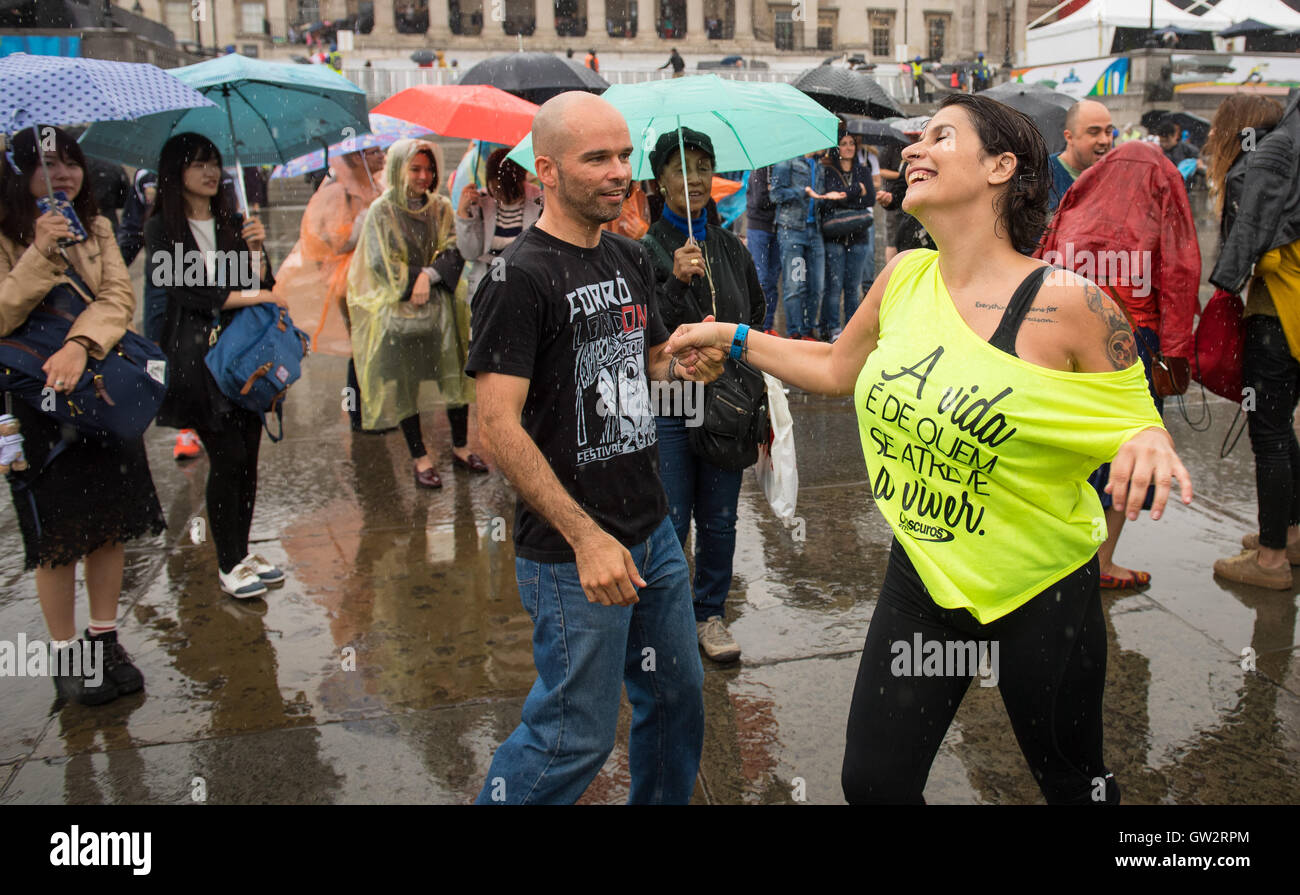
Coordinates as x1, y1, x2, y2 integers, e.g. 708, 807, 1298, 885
696, 616, 741, 663
219, 562, 268, 599
242, 552, 285, 586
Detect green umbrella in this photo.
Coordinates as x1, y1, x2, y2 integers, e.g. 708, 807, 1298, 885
507, 75, 840, 228
80, 54, 369, 215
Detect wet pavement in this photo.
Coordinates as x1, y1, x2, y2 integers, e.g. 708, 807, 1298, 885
0, 184, 1297, 805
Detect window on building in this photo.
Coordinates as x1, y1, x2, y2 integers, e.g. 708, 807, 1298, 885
870, 13, 892, 57
926, 13, 948, 60
658, 0, 685, 39
297, 0, 321, 22
501, 0, 535, 35
240, 2, 265, 34
242, 44, 260, 56
605, 0, 635, 37
817, 10, 833, 50
703, 0, 733, 39
396, 1, 430, 33
773, 9, 793, 50
449, 0, 484, 34
348, 1, 376, 33
557, 0, 589, 37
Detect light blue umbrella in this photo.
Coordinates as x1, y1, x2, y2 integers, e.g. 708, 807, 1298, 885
270, 114, 432, 180
506, 76, 839, 222
80, 54, 369, 214
0, 53, 214, 198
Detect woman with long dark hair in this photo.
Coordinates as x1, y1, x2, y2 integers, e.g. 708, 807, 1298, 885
0, 126, 165, 705
1203, 95, 1295, 588
819, 129, 877, 342
665, 94, 1193, 803
144, 132, 284, 600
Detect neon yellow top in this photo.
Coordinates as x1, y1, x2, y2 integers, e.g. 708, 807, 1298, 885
855, 250, 1164, 623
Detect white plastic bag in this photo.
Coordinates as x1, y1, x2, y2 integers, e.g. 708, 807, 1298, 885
754, 372, 798, 525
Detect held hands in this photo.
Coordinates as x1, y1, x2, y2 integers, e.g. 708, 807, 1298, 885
241, 217, 266, 254
670, 314, 726, 383
458, 184, 481, 218
573, 525, 645, 606
43, 341, 88, 394
33, 210, 72, 257
1106, 427, 1193, 522
672, 242, 705, 283
410, 271, 432, 306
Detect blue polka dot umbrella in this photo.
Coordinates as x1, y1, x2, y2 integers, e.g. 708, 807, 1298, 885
270, 114, 432, 180
0, 53, 214, 198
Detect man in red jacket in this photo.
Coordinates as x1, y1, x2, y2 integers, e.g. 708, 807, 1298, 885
1038, 139, 1200, 589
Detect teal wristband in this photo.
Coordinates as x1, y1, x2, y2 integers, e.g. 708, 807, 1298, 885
730, 323, 749, 360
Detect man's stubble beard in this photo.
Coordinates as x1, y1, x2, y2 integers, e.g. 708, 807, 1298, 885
554, 166, 625, 225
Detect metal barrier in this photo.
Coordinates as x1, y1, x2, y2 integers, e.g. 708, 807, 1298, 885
344, 64, 912, 107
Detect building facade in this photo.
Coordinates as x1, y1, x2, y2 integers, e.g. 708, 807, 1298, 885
134, 0, 1043, 64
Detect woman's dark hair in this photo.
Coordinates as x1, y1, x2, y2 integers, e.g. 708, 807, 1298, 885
0, 125, 100, 247
410, 146, 438, 192
935, 93, 1050, 255
486, 147, 525, 204
150, 132, 241, 250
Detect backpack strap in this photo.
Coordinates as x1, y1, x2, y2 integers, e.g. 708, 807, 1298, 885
988, 265, 1054, 357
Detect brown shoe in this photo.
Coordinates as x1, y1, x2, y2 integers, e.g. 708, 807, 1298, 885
1240, 532, 1300, 565
413, 462, 442, 489
1213, 549, 1293, 590
451, 452, 489, 474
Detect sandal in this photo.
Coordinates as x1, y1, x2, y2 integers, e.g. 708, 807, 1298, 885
1099, 570, 1152, 590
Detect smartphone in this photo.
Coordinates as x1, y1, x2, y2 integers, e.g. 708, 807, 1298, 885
35, 191, 88, 246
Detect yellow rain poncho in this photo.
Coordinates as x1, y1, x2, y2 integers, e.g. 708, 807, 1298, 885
347, 139, 473, 430
274, 151, 383, 356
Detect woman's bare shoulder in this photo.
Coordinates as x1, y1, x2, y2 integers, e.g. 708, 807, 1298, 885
1038, 269, 1140, 371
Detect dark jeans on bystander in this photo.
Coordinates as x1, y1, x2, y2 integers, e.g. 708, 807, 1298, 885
1243, 315, 1300, 550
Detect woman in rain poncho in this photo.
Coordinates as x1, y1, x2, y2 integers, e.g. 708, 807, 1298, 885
274, 147, 385, 429
347, 138, 486, 489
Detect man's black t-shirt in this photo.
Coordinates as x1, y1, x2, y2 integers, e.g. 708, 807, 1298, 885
466, 226, 670, 563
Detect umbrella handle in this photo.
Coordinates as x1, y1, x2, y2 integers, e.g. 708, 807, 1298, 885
675, 119, 695, 246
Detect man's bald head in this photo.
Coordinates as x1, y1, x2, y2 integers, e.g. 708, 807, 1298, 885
532, 91, 626, 161
530, 91, 633, 231
1061, 99, 1114, 171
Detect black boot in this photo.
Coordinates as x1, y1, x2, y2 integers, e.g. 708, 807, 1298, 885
52, 641, 119, 706
84, 629, 144, 696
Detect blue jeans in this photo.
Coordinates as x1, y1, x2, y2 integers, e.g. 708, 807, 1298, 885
777, 224, 824, 337
655, 415, 744, 622
746, 227, 782, 330
821, 231, 874, 334
476, 514, 704, 804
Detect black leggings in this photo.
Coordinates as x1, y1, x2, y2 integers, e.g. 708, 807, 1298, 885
399, 405, 468, 459
842, 539, 1116, 805
1243, 315, 1300, 549
193, 410, 263, 574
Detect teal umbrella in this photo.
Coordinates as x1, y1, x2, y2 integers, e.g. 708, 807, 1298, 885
506, 75, 839, 224
80, 54, 369, 215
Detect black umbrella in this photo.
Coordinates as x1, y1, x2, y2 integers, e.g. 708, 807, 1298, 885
1141, 110, 1211, 146
791, 66, 903, 120
1218, 18, 1281, 38
980, 80, 1074, 109
1152, 24, 1204, 38
980, 87, 1070, 155
411, 49, 438, 65
458, 52, 608, 105
844, 118, 909, 148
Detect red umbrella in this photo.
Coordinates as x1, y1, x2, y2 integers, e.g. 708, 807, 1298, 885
372, 84, 539, 146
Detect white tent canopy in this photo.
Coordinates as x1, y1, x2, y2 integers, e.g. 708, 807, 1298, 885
1214, 0, 1300, 29
1026, 0, 1235, 65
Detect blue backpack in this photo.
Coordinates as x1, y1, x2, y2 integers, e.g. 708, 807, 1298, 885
204, 303, 309, 442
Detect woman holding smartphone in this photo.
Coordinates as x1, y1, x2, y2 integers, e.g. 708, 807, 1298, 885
0, 126, 165, 706
145, 132, 284, 600
665, 95, 1193, 804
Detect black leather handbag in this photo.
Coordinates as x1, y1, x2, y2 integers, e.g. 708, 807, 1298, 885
689, 357, 770, 471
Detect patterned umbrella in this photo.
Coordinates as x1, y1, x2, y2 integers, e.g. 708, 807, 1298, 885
270, 113, 432, 179
0, 53, 214, 199
0, 53, 215, 133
